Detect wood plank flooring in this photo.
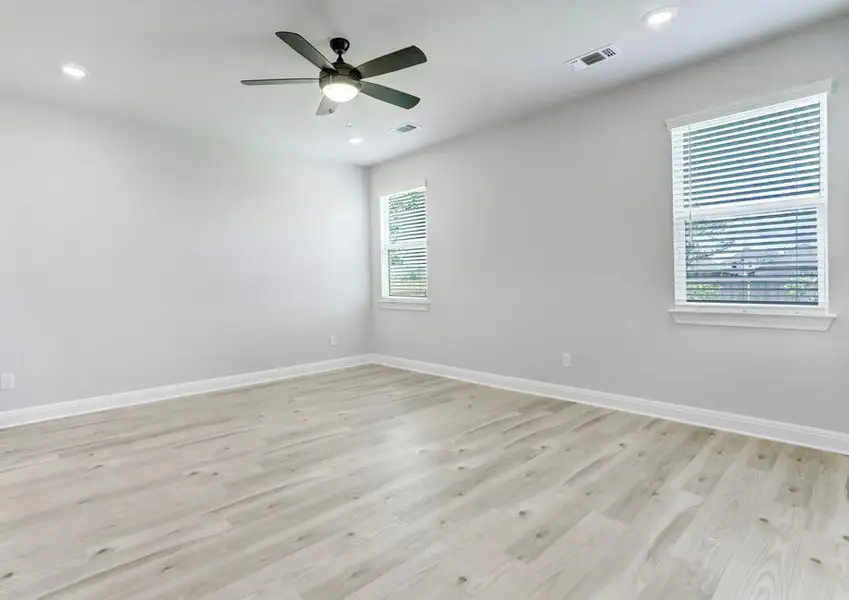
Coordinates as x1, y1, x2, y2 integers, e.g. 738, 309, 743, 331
1, 365, 848, 599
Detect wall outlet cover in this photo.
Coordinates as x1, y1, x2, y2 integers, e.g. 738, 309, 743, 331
1, 374, 15, 390
561, 353, 572, 368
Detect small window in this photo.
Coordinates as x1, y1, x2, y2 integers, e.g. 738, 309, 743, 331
380, 187, 427, 300
670, 92, 829, 310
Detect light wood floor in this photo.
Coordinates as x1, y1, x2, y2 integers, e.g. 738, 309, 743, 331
1, 365, 848, 599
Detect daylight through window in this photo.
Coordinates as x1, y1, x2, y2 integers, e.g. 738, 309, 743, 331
380, 187, 428, 300
670, 92, 829, 309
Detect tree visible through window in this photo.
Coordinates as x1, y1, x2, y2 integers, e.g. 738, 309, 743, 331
381, 187, 427, 299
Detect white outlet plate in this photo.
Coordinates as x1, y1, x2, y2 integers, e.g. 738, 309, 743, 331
329, 336, 339, 348
561, 353, 572, 368
1, 374, 15, 390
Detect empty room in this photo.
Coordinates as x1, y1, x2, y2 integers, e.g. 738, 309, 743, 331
1, 0, 848, 598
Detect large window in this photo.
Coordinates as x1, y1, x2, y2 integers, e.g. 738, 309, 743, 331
669, 88, 829, 315
380, 187, 427, 300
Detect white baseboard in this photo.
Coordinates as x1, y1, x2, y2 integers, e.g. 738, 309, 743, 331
6, 352, 847, 457
371, 354, 849, 456
0, 355, 372, 430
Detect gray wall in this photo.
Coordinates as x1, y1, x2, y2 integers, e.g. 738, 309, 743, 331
370, 17, 849, 433
0, 98, 370, 411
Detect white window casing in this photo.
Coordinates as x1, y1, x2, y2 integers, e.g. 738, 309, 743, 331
667, 80, 836, 331
379, 187, 429, 308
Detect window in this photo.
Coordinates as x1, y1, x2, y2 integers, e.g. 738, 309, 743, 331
380, 187, 428, 302
668, 83, 835, 330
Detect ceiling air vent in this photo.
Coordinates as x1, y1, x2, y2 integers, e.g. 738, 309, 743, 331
567, 44, 622, 71
390, 122, 420, 135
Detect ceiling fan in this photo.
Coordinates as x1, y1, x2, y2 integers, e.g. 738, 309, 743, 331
242, 32, 427, 116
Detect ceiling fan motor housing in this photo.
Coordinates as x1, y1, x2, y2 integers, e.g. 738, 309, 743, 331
329, 37, 351, 57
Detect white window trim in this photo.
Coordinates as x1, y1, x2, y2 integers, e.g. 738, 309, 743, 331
379, 186, 428, 307
378, 297, 431, 311
669, 306, 835, 331
667, 82, 836, 331
666, 79, 834, 129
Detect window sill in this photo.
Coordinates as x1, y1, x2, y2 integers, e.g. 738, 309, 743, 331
669, 306, 836, 331
379, 298, 431, 311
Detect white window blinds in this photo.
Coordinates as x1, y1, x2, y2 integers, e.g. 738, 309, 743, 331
381, 187, 427, 299
670, 92, 828, 309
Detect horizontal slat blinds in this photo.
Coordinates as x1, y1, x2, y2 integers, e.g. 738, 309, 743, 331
672, 100, 822, 210
670, 94, 827, 308
388, 248, 427, 298
679, 209, 820, 305
382, 187, 427, 299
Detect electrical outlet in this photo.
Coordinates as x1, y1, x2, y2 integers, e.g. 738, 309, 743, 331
561, 353, 572, 368
1, 374, 14, 391
329, 335, 339, 348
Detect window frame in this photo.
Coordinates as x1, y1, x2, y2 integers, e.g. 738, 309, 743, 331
379, 186, 429, 306
666, 81, 836, 331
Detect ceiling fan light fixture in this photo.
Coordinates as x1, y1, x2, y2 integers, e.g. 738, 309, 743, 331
321, 76, 361, 103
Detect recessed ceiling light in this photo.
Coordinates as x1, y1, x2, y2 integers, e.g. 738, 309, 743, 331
643, 6, 678, 31
61, 63, 88, 80
349, 137, 364, 145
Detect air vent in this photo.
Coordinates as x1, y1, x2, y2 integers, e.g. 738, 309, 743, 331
567, 44, 622, 71
390, 123, 420, 135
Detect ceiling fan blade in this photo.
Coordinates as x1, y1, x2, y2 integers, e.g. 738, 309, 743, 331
360, 82, 420, 109
355, 46, 427, 79
276, 31, 336, 72
241, 78, 318, 86
316, 96, 340, 116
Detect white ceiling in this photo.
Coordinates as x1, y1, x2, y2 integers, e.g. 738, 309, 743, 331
1, 0, 847, 165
